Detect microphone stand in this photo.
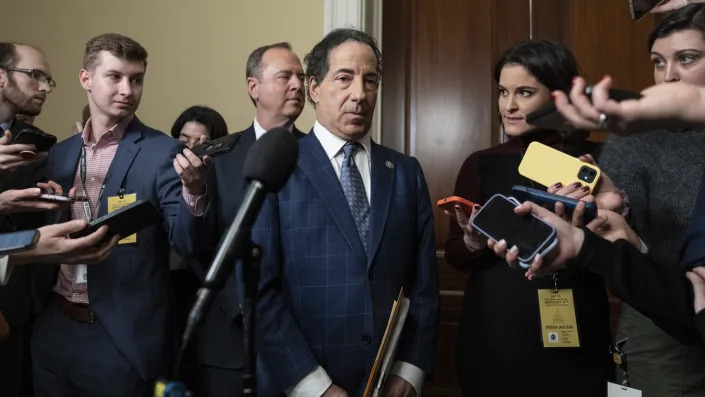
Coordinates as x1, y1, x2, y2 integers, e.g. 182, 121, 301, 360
241, 240, 261, 396
159, 238, 261, 397
163, 182, 265, 397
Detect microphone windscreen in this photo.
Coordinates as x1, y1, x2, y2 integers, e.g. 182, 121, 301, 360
243, 127, 299, 192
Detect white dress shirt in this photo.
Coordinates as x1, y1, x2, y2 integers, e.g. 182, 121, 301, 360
253, 118, 294, 141
285, 122, 425, 396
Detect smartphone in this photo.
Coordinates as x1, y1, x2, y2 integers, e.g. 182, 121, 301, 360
511, 185, 597, 224
629, 0, 664, 20
190, 133, 241, 159
0, 230, 39, 255
9, 121, 57, 152
68, 200, 162, 239
38, 193, 90, 203
471, 194, 557, 266
518, 141, 601, 193
525, 86, 642, 132
437, 196, 476, 214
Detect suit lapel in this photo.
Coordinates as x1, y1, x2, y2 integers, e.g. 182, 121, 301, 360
367, 141, 395, 268
98, 118, 143, 217
55, 135, 83, 191
217, 126, 255, 226
236, 126, 256, 199
292, 125, 307, 140
52, 135, 83, 222
297, 132, 367, 265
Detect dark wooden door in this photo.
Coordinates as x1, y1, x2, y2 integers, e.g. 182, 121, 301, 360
382, 1, 656, 395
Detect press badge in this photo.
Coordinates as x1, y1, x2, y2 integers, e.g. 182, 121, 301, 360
108, 193, 137, 244
537, 289, 580, 348
608, 383, 642, 397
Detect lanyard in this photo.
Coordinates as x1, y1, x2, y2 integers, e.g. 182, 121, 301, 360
80, 145, 106, 221
610, 337, 631, 387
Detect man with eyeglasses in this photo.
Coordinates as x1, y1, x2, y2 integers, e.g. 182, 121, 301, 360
0, 42, 54, 172
0, 43, 61, 213
0, 42, 106, 397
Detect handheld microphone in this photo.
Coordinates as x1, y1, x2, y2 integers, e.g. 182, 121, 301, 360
174, 127, 299, 378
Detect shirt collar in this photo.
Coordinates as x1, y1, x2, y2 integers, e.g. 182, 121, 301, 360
312, 120, 371, 161
82, 115, 133, 147
253, 118, 294, 140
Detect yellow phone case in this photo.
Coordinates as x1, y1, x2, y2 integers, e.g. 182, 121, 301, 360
518, 142, 601, 193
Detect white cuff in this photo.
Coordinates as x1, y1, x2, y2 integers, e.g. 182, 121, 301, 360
639, 238, 648, 254
390, 361, 426, 396
0, 255, 12, 286
285, 365, 332, 397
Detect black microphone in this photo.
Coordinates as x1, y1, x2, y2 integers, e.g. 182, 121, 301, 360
173, 127, 298, 379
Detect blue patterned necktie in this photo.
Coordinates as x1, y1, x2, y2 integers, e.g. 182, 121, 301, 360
340, 142, 370, 251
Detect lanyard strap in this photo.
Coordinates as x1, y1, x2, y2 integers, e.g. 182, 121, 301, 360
80, 145, 105, 220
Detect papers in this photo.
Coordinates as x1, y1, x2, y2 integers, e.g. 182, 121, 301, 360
364, 288, 410, 397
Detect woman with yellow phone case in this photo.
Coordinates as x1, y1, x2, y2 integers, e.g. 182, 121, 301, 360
444, 41, 612, 396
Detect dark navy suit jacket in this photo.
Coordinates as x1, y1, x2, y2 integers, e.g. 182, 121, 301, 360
195, 124, 306, 370
32, 117, 210, 380
252, 131, 439, 395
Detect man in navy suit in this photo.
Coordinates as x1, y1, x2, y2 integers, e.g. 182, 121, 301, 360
252, 29, 438, 397
193, 42, 307, 397
29, 33, 211, 397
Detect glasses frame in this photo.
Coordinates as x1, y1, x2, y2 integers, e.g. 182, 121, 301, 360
1, 67, 56, 88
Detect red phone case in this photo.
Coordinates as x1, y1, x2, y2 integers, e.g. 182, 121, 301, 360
437, 196, 476, 214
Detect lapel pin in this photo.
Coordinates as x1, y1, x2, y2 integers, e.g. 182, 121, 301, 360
385, 161, 394, 169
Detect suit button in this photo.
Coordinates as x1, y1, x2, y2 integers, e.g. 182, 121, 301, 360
369, 272, 375, 281
362, 335, 372, 345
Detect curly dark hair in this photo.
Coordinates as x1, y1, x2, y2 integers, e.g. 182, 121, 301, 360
303, 28, 382, 106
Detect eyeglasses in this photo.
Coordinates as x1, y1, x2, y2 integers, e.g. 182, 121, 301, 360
2, 67, 56, 88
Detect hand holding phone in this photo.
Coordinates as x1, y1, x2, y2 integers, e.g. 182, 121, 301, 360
10, 220, 119, 266
190, 133, 241, 159
472, 194, 557, 268
439, 196, 485, 251
69, 200, 162, 240
511, 185, 598, 224
525, 86, 641, 131
0, 130, 48, 173
518, 142, 601, 193
489, 200, 585, 279
0, 187, 77, 215
9, 120, 57, 153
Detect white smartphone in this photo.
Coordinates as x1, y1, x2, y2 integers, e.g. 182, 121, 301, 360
38, 193, 89, 203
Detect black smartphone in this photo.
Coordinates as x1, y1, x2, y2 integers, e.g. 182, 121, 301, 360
68, 200, 162, 239
629, 0, 664, 20
0, 230, 39, 255
190, 133, 241, 159
471, 194, 556, 264
9, 121, 57, 152
525, 86, 642, 131
38, 192, 90, 203
511, 185, 598, 224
